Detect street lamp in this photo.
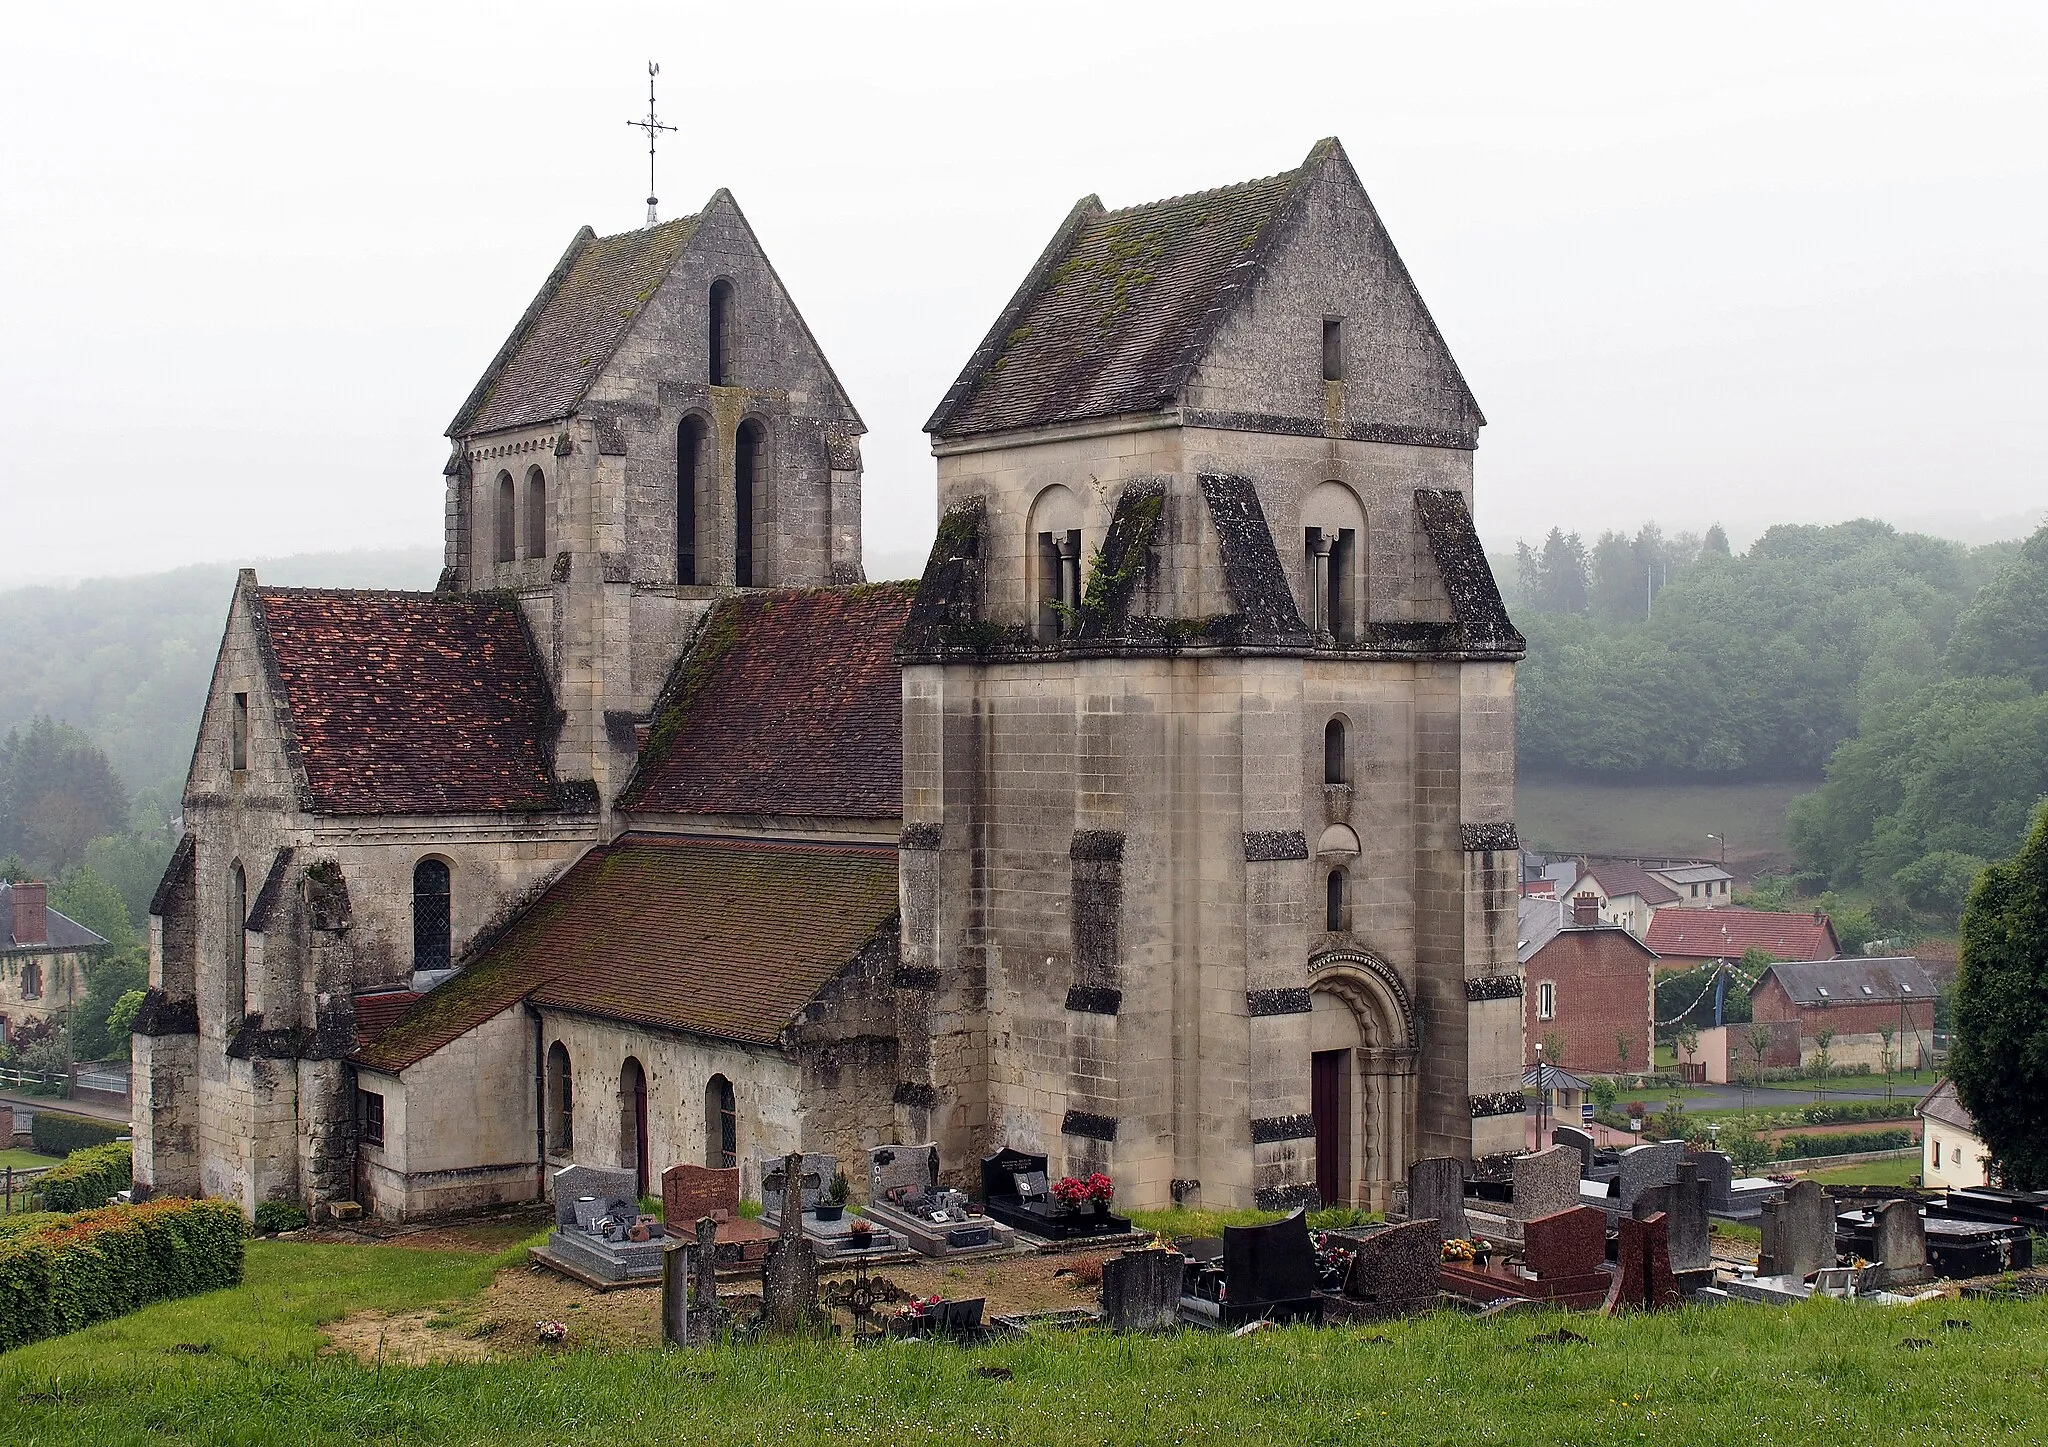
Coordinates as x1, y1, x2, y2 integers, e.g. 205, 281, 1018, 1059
1707, 833, 1727, 869
1534, 1041, 1549, 1149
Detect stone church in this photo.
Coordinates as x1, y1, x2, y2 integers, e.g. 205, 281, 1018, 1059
132, 138, 1525, 1221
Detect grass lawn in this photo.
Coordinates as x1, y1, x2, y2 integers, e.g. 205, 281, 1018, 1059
5, 1240, 2048, 1444
1751, 1073, 1939, 1095
1516, 775, 1813, 867
0, 1148, 60, 1170
1797, 1156, 1923, 1188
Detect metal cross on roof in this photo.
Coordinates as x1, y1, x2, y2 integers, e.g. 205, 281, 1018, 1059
627, 61, 678, 227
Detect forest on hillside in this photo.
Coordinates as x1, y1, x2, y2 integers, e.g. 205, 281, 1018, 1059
1503, 518, 2048, 922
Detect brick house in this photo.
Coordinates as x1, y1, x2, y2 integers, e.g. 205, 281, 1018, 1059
140, 139, 1527, 1220
1, 881, 107, 1042
1750, 956, 1935, 1071
1519, 893, 1658, 1077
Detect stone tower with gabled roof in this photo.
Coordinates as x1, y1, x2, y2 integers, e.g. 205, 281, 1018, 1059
444, 190, 867, 810
899, 139, 1525, 1211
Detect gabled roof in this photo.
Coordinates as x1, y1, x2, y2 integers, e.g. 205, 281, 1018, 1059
1919, 1078, 1979, 1134
1579, 861, 1680, 907
1760, 956, 1933, 1007
1517, 896, 1565, 963
620, 585, 914, 818
253, 584, 562, 816
351, 834, 898, 1072
1644, 907, 1840, 962
448, 215, 701, 438
352, 990, 420, 1053
0, 883, 106, 952
927, 150, 1316, 438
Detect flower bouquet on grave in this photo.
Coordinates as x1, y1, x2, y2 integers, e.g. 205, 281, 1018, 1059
536, 1319, 568, 1347
1441, 1237, 1479, 1264
1311, 1229, 1356, 1290
1051, 1176, 1093, 1213
1084, 1173, 1116, 1206
847, 1217, 876, 1247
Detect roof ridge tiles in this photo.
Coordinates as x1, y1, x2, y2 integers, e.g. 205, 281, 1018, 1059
1097, 165, 1304, 219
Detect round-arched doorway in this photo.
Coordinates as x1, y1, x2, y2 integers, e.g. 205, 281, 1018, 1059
1308, 949, 1419, 1211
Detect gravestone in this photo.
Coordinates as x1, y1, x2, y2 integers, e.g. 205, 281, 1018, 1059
869, 1143, 941, 1205
1523, 1206, 1607, 1282
759, 1152, 836, 1221
1684, 1150, 1734, 1214
1603, 1211, 1681, 1313
1408, 1157, 1468, 1241
1552, 1125, 1595, 1177
760, 1152, 822, 1334
1217, 1210, 1321, 1326
1336, 1218, 1442, 1318
1760, 1180, 1837, 1280
1615, 1141, 1684, 1214
1634, 1162, 1711, 1275
1872, 1199, 1929, 1287
553, 1163, 636, 1229
663, 1163, 740, 1225
690, 1216, 721, 1340
1512, 1146, 1582, 1221
1101, 1248, 1186, 1331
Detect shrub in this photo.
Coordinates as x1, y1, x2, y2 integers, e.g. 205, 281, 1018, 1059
0, 1197, 244, 1351
253, 1200, 308, 1235
30, 1110, 124, 1158
1773, 1129, 1913, 1161
38, 1142, 132, 1213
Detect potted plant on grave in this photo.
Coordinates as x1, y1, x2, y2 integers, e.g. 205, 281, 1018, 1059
1051, 1175, 1093, 1215
1085, 1173, 1115, 1210
818, 1170, 850, 1222
847, 1216, 875, 1247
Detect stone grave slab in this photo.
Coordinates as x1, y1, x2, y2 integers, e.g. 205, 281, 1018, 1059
1329, 1218, 1441, 1320
760, 1153, 823, 1334
1512, 1145, 1583, 1221
1182, 1210, 1320, 1328
534, 1162, 664, 1288
1685, 1150, 1734, 1214
1101, 1248, 1185, 1332
1634, 1161, 1711, 1277
1871, 1199, 1929, 1286
661, 1163, 773, 1266
979, 1147, 1132, 1242
553, 1163, 636, 1229
1552, 1125, 1595, 1177
1439, 1207, 1610, 1311
862, 1143, 1015, 1258
1407, 1157, 1468, 1242
759, 1153, 837, 1222
1603, 1211, 1680, 1313
1760, 1180, 1836, 1280
1615, 1142, 1684, 1215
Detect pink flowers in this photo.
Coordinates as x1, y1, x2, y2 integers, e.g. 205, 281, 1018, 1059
1052, 1173, 1116, 1207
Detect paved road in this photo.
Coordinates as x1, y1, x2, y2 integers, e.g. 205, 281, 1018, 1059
1, 1090, 130, 1126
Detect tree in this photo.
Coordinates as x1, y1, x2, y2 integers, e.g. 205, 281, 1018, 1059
1893, 851, 1989, 922
1944, 523, 2048, 690
106, 988, 146, 1040
1722, 1113, 1772, 1176
1877, 1025, 1895, 1076
72, 950, 147, 1061
1811, 1026, 1836, 1100
0, 717, 128, 873
1950, 805, 2048, 1189
1675, 1025, 1701, 1067
1615, 1030, 1634, 1076
50, 864, 135, 954
1529, 529, 1590, 615
1745, 1022, 1774, 1088
1702, 524, 1731, 558
1540, 1030, 1565, 1069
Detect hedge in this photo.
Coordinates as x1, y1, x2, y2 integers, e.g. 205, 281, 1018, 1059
38, 1143, 132, 1213
29, 1110, 124, 1158
0, 1198, 244, 1352
1774, 1129, 1914, 1161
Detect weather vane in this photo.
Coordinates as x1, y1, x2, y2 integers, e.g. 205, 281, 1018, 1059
627, 61, 678, 227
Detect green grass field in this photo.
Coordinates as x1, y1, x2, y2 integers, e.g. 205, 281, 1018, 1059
0, 1149, 60, 1170
4, 1239, 2047, 1444
1797, 1156, 1923, 1188
1516, 775, 1815, 867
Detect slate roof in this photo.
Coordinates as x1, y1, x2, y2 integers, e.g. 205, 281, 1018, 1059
1644, 907, 1841, 962
620, 585, 914, 818
1517, 896, 1566, 964
254, 587, 560, 816
1919, 1078, 1979, 1134
350, 834, 899, 1072
927, 154, 1314, 438
0, 884, 106, 952
1580, 861, 1680, 907
1652, 864, 1732, 886
447, 215, 700, 439
1760, 956, 1933, 1007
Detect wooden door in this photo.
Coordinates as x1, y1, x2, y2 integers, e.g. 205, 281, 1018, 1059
1312, 1049, 1346, 1207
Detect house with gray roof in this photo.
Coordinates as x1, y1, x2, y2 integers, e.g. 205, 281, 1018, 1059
1, 881, 107, 1041
1753, 956, 1936, 1071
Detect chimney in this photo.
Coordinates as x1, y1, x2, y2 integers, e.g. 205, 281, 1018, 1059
1572, 892, 1600, 928
1813, 908, 1826, 925
9, 882, 48, 947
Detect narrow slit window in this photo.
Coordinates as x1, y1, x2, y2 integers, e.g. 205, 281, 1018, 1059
412, 858, 451, 973
1322, 317, 1344, 382
231, 692, 249, 772
1324, 719, 1347, 787
734, 420, 761, 586
226, 862, 247, 1020
494, 472, 516, 563
525, 467, 548, 559
1325, 869, 1347, 932
709, 280, 735, 385
676, 416, 703, 585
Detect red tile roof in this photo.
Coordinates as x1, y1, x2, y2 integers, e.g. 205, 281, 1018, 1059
1644, 907, 1840, 963
255, 587, 560, 816
350, 834, 898, 1072
620, 585, 913, 818
352, 991, 421, 1052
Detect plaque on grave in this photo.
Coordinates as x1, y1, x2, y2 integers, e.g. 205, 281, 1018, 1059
1602, 1210, 1680, 1313
1102, 1248, 1186, 1332
661, 1163, 774, 1265
535, 1162, 666, 1286
865, 1143, 1015, 1257
1871, 1198, 1929, 1287
1634, 1162, 1711, 1276
1212, 1210, 1321, 1327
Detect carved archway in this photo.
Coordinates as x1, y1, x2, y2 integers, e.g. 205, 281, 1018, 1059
1309, 948, 1419, 1210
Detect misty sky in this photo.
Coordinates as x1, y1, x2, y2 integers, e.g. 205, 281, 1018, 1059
2, 1, 2043, 587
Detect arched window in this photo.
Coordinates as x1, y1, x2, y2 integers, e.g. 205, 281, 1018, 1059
525, 466, 548, 559
620, 1057, 649, 1196
1324, 718, 1347, 787
1302, 481, 1367, 641
412, 858, 451, 974
494, 472, 516, 563
676, 415, 705, 585
705, 1074, 737, 1169
734, 419, 762, 587
1325, 868, 1348, 933
545, 1042, 574, 1156
1026, 484, 1083, 640
226, 861, 247, 1021
708, 280, 735, 385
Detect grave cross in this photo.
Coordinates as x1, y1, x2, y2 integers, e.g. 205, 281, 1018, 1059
626, 61, 679, 227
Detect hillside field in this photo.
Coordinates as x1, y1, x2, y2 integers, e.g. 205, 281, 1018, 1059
1516, 775, 1815, 871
